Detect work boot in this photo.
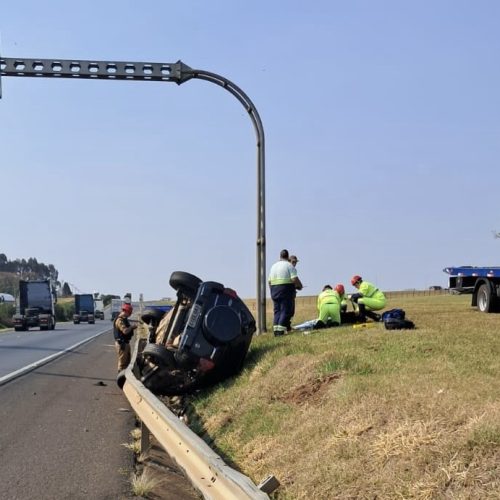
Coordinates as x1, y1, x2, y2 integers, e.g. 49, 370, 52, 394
365, 310, 381, 322
273, 326, 284, 337
357, 303, 367, 323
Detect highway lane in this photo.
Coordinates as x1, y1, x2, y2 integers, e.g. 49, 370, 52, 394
0, 329, 136, 499
0, 317, 200, 500
0, 320, 113, 382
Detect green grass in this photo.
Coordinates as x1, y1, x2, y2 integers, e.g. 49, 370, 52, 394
187, 293, 500, 499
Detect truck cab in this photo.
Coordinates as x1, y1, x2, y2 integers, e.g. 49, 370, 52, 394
94, 299, 105, 320
73, 294, 96, 324
111, 298, 124, 321
13, 279, 57, 331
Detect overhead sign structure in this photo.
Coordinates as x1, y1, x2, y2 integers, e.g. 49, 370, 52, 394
0, 57, 267, 333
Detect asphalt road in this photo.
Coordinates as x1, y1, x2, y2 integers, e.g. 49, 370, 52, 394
0, 319, 113, 382
0, 325, 136, 499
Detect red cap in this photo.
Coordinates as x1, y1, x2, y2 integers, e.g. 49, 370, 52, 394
351, 275, 362, 286
122, 303, 133, 314
334, 283, 345, 295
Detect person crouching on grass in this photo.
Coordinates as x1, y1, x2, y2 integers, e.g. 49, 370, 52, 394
315, 285, 341, 329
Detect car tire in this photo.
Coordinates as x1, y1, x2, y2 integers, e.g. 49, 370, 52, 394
116, 369, 127, 389
169, 271, 202, 298
141, 343, 176, 369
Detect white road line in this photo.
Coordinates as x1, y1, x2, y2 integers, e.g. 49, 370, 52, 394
0, 329, 108, 386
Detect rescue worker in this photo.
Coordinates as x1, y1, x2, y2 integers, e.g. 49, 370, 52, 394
334, 283, 348, 314
315, 285, 341, 328
350, 275, 386, 322
113, 303, 138, 372
268, 249, 303, 336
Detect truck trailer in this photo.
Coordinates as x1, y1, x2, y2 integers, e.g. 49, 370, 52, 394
73, 294, 96, 324
13, 279, 56, 331
443, 266, 500, 313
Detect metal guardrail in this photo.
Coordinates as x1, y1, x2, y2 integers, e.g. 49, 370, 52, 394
122, 340, 270, 499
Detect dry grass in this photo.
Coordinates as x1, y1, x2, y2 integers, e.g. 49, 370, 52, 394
122, 428, 142, 455
189, 293, 500, 499
130, 468, 163, 498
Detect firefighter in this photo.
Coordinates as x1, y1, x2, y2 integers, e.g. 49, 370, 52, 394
114, 303, 138, 372
268, 249, 303, 336
350, 275, 386, 321
315, 285, 341, 328
334, 283, 348, 314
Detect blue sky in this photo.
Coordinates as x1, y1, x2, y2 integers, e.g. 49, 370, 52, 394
2, 1, 500, 300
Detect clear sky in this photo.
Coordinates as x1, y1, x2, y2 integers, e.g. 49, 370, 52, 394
2, 1, 500, 301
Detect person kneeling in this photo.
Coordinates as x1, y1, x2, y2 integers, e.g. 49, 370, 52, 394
315, 285, 341, 329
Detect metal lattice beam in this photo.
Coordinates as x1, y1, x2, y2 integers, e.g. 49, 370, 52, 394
0, 57, 193, 83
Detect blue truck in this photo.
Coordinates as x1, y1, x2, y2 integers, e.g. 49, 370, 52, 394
443, 266, 500, 313
13, 279, 57, 331
73, 294, 96, 324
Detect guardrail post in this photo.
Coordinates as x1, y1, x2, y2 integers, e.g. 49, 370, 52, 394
141, 421, 151, 454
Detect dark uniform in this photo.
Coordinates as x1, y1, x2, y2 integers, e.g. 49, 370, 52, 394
113, 312, 135, 372
268, 259, 300, 335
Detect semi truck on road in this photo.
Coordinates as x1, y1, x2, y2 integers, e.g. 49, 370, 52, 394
443, 266, 500, 313
94, 298, 105, 320
110, 298, 123, 321
73, 294, 96, 324
13, 279, 56, 331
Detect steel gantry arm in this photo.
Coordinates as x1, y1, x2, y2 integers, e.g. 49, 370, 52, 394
0, 57, 267, 334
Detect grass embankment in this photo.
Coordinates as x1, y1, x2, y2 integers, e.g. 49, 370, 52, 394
188, 293, 500, 499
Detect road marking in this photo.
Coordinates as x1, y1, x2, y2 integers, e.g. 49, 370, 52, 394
0, 329, 109, 386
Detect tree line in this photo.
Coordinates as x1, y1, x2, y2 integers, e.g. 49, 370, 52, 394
0, 252, 60, 296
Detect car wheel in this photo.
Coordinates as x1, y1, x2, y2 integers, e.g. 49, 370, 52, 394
116, 369, 127, 389
141, 343, 176, 369
169, 271, 202, 298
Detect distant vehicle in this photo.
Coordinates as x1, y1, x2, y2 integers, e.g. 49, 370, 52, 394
111, 298, 124, 321
94, 298, 105, 320
443, 266, 500, 313
429, 285, 443, 291
13, 279, 56, 331
73, 294, 95, 324
0, 293, 15, 303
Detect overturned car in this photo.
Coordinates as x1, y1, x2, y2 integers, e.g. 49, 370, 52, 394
119, 271, 256, 395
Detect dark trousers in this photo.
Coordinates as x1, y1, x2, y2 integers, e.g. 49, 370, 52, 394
271, 284, 295, 331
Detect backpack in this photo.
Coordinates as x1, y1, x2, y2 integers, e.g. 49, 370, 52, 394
384, 317, 415, 330
382, 309, 415, 330
381, 309, 405, 322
